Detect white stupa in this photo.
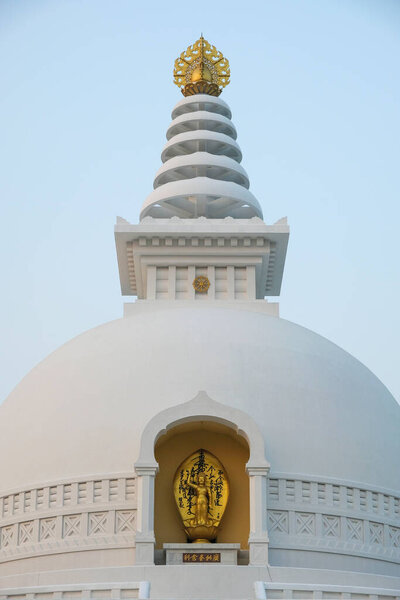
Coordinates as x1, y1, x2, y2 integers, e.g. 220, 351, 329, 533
0, 37, 399, 600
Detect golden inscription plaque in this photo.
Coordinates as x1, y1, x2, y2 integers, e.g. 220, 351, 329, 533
173, 449, 229, 543
183, 552, 221, 563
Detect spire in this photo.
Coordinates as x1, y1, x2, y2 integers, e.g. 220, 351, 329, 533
173, 36, 230, 97
115, 39, 289, 301
140, 93, 262, 220
140, 38, 260, 220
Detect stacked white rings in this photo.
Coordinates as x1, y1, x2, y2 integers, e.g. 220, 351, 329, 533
140, 95, 263, 220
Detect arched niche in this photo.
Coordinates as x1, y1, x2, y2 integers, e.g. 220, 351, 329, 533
154, 419, 250, 550
134, 391, 270, 567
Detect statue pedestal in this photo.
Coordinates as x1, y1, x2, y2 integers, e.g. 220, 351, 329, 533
163, 543, 240, 565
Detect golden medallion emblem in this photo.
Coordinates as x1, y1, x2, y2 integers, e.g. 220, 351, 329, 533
193, 275, 210, 293
173, 449, 229, 543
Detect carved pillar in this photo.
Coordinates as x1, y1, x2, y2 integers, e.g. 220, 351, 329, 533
134, 463, 158, 566
247, 465, 270, 566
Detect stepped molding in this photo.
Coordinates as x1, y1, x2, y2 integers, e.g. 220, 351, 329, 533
115, 216, 288, 297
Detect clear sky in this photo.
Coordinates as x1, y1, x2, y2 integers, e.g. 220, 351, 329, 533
0, 0, 399, 404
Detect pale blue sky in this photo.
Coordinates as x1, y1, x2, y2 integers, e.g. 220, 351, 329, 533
0, 0, 399, 403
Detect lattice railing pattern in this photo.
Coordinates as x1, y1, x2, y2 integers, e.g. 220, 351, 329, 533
267, 477, 400, 563
0, 476, 136, 562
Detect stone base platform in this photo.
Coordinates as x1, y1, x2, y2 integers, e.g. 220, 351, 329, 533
163, 543, 240, 565
1, 565, 400, 599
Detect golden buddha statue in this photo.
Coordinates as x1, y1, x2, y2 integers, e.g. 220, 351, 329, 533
186, 471, 212, 529
173, 449, 229, 543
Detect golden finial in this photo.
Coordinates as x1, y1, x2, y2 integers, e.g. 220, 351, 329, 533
173, 35, 230, 97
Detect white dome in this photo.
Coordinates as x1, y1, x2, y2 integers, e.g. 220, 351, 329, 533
1, 304, 398, 494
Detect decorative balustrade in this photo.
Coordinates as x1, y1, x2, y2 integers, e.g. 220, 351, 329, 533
0, 581, 149, 600
255, 581, 400, 600
267, 477, 400, 519
267, 477, 400, 563
0, 474, 399, 565
0, 476, 136, 562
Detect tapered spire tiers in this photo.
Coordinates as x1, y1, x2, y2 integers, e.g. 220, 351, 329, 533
140, 94, 263, 220
174, 36, 230, 97
138, 38, 257, 220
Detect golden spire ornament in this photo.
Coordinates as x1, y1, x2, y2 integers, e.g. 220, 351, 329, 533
173, 35, 230, 97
